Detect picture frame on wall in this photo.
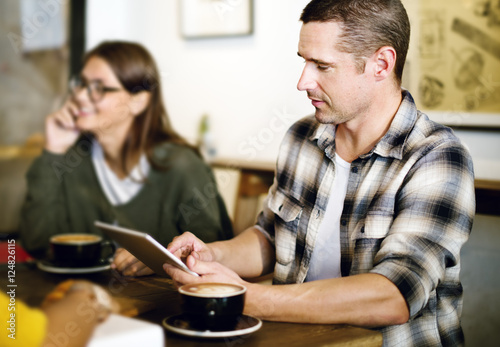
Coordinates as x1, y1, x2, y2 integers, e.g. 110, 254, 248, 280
403, 0, 500, 129
180, 0, 254, 39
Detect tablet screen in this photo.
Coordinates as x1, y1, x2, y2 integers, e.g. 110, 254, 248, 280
94, 221, 199, 277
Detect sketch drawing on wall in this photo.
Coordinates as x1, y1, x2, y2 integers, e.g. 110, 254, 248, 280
419, 11, 445, 61
473, 0, 500, 27
405, 0, 500, 127
419, 75, 445, 108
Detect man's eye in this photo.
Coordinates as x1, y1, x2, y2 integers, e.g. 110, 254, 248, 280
317, 65, 329, 71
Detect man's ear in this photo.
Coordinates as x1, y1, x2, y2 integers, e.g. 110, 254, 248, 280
129, 91, 151, 116
373, 46, 397, 82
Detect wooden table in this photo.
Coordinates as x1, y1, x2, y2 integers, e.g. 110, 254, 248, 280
1, 263, 383, 347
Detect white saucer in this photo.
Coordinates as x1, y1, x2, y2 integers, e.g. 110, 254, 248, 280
36, 260, 112, 274
162, 314, 262, 338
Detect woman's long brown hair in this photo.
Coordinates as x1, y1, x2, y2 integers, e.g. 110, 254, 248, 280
82, 41, 199, 175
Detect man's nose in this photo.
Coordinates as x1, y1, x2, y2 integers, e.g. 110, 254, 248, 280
297, 65, 316, 91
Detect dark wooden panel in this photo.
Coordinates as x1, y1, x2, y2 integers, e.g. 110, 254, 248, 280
475, 179, 500, 216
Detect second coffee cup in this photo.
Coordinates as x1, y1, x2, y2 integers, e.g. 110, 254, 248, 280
50, 233, 115, 267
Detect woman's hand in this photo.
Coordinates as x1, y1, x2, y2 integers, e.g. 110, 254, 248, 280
41, 280, 119, 347
42, 279, 119, 322
111, 248, 154, 277
44, 98, 81, 154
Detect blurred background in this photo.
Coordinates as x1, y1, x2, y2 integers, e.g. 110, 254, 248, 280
0, 1, 499, 345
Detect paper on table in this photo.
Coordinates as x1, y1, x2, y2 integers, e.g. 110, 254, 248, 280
88, 314, 164, 347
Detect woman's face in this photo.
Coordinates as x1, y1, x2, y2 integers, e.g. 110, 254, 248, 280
72, 56, 137, 139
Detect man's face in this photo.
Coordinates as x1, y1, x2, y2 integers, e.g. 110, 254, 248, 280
297, 21, 374, 125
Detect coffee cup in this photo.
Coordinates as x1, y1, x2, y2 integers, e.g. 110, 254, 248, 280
179, 282, 247, 331
49, 234, 116, 267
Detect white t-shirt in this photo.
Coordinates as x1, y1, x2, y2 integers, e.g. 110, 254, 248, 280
305, 154, 350, 282
91, 140, 150, 206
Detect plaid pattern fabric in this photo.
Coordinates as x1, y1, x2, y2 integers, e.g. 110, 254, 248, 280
256, 90, 475, 346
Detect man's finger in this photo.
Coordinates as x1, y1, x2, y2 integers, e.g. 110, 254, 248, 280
163, 263, 194, 285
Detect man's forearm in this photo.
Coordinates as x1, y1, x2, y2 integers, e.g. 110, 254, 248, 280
245, 273, 409, 327
209, 226, 275, 279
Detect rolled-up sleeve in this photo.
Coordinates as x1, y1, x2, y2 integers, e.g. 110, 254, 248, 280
370, 143, 475, 318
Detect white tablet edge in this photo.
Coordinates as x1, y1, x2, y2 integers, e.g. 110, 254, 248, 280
144, 234, 199, 277
94, 221, 199, 277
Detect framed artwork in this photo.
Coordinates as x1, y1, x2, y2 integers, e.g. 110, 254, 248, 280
403, 0, 500, 128
179, 0, 253, 39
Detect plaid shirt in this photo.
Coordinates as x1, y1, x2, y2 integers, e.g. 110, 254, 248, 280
256, 91, 475, 346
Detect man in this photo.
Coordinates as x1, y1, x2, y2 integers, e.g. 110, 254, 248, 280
165, 0, 475, 345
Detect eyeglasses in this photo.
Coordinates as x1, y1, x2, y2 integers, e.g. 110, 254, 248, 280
69, 76, 123, 102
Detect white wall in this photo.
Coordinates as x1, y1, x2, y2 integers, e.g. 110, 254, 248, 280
454, 129, 500, 180
86, 0, 311, 164
86, 0, 500, 179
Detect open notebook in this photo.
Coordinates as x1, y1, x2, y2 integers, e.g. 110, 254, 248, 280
89, 314, 164, 347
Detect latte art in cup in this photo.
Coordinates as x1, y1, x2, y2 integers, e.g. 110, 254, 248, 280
180, 283, 246, 297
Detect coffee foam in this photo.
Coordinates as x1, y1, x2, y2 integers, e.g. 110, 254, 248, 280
51, 234, 101, 244
180, 283, 246, 297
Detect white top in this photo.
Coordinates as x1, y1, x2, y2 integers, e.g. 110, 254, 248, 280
91, 140, 150, 206
305, 154, 350, 282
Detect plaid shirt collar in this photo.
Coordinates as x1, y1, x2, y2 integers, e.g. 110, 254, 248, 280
309, 90, 418, 161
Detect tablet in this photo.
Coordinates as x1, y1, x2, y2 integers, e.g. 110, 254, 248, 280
94, 221, 199, 277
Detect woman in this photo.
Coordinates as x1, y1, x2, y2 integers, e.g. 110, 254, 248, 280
20, 41, 233, 276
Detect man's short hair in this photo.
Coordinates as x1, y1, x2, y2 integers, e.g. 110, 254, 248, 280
300, 0, 410, 85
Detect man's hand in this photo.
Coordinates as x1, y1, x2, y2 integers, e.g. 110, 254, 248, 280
166, 231, 246, 287
167, 231, 216, 263
111, 248, 154, 277
163, 252, 245, 288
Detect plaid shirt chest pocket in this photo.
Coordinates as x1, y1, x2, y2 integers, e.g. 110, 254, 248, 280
350, 212, 394, 274
269, 189, 303, 266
